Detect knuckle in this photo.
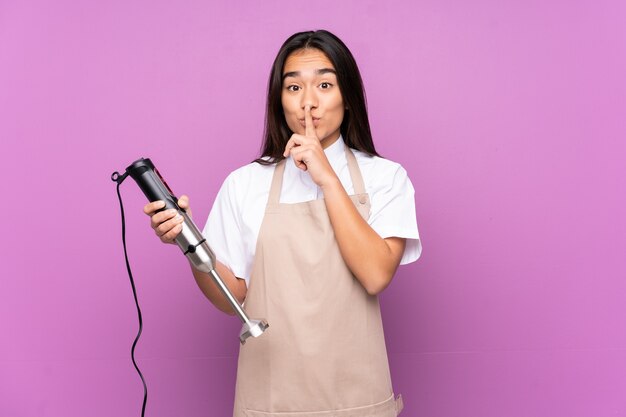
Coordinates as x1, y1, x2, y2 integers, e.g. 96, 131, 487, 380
150, 216, 159, 229
156, 223, 168, 235
166, 226, 181, 241
151, 214, 163, 228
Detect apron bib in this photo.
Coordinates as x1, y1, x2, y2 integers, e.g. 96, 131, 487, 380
233, 146, 403, 417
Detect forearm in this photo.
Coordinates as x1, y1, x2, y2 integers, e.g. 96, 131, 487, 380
189, 260, 247, 316
321, 178, 405, 295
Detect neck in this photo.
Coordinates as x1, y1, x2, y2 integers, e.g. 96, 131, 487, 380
320, 132, 341, 149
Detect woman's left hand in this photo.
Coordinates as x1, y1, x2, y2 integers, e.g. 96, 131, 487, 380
283, 105, 338, 187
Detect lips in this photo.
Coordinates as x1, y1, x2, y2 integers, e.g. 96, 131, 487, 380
298, 118, 320, 128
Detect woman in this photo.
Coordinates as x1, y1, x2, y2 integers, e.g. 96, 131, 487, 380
144, 30, 421, 417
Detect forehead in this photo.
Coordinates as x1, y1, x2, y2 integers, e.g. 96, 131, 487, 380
283, 48, 335, 74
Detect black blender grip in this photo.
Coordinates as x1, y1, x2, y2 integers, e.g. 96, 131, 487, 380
125, 158, 181, 212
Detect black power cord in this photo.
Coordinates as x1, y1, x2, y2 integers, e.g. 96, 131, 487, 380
112, 171, 148, 417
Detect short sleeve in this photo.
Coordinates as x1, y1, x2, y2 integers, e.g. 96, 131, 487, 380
201, 172, 249, 282
368, 164, 422, 265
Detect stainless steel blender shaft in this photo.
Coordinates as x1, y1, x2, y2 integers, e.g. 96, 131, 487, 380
175, 211, 269, 344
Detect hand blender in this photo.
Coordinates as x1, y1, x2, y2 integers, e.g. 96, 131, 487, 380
122, 158, 268, 344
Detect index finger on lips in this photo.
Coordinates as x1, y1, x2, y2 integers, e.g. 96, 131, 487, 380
304, 105, 315, 138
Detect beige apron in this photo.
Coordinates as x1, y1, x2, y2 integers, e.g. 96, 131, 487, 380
233, 146, 404, 417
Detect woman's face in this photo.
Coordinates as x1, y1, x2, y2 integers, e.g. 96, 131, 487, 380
281, 48, 345, 148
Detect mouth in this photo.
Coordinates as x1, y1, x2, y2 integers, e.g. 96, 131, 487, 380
298, 117, 320, 127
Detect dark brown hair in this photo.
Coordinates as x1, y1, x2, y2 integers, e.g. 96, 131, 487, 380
254, 30, 379, 164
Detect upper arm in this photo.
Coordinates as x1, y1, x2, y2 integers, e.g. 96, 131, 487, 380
384, 236, 406, 271
367, 161, 422, 265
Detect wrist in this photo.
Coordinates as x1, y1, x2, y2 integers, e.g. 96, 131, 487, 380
319, 175, 342, 194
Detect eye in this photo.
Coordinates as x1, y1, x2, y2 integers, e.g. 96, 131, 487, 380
319, 82, 333, 89
286, 85, 300, 92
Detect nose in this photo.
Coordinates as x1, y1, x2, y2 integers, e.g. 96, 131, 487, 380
300, 86, 318, 111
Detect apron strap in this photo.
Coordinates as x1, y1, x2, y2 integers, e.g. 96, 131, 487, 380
268, 159, 286, 206
344, 146, 366, 195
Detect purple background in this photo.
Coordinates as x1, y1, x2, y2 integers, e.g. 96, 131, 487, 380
1, 1, 625, 416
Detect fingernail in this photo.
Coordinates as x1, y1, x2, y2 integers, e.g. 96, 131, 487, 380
175, 214, 183, 221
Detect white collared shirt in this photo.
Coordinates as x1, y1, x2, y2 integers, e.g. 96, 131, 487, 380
202, 136, 422, 287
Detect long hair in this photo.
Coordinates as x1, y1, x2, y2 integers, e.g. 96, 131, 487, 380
254, 30, 379, 165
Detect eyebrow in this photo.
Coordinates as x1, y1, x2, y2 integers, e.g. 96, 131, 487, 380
282, 68, 337, 80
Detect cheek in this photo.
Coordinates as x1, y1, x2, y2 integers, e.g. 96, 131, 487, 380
281, 95, 296, 117
328, 92, 344, 111
334, 109, 345, 129
329, 95, 345, 121
281, 96, 299, 131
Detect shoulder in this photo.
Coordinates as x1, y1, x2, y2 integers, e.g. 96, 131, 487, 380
216, 158, 276, 213
351, 149, 411, 189
222, 159, 276, 190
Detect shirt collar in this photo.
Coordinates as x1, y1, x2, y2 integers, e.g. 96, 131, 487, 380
324, 134, 345, 166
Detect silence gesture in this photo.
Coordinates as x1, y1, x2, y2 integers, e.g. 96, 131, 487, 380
282, 105, 338, 188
